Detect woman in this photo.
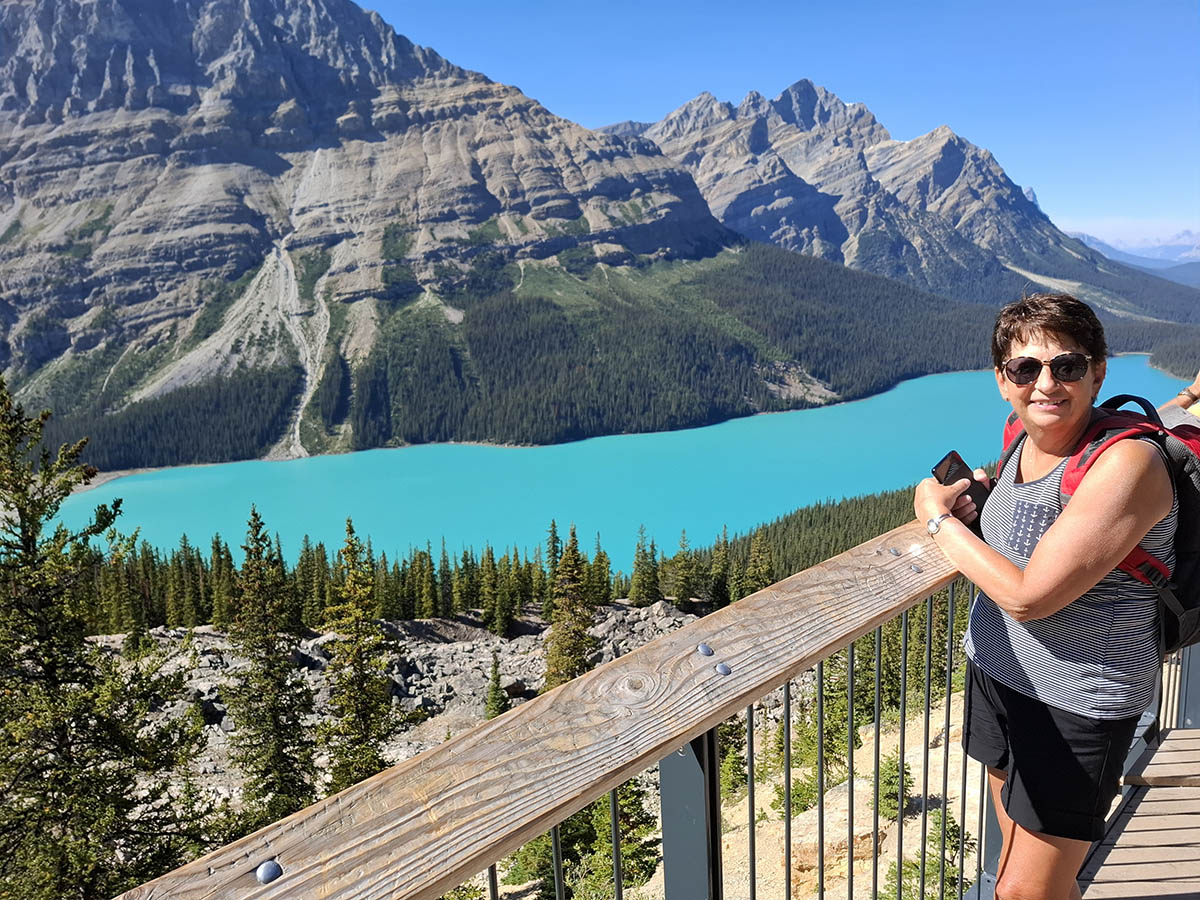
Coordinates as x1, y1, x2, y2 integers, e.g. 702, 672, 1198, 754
914, 293, 1178, 900
1165, 368, 1200, 416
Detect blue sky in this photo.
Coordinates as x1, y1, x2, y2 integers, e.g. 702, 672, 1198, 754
367, 0, 1198, 248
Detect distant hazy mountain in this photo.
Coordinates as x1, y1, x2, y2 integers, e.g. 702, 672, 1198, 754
1118, 231, 1200, 263
1154, 262, 1200, 289
1069, 233, 1179, 269
609, 82, 1199, 319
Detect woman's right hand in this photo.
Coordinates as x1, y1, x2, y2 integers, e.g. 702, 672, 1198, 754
950, 468, 991, 525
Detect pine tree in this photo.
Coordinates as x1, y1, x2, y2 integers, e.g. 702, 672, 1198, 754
0, 382, 207, 898
531, 545, 547, 615
670, 530, 696, 610
570, 780, 659, 897
543, 526, 595, 690
885, 809, 975, 899
744, 529, 773, 594
415, 543, 436, 618
453, 549, 477, 612
479, 545, 498, 627
627, 525, 661, 607
586, 534, 612, 607
542, 519, 561, 619
438, 540, 454, 617
708, 526, 730, 608
210, 534, 236, 631
490, 552, 519, 637
485, 649, 510, 719
225, 506, 316, 832
320, 519, 399, 793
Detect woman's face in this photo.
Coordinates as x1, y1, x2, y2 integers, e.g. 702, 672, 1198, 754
994, 330, 1106, 436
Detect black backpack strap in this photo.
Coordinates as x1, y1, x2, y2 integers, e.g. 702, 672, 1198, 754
1098, 393, 1164, 427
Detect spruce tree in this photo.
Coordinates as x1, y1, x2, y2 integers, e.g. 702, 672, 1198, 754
225, 506, 316, 832
586, 534, 612, 607
438, 540, 454, 616
627, 525, 662, 607
543, 526, 595, 690
670, 530, 696, 610
490, 553, 518, 637
418, 543, 437, 618
745, 529, 773, 594
320, 519, 399, 793
210, 534, 236, 631
708, 526, 731, 608
0, 382, 207, 898
479, 545, 498, 626
485, 649, 510, 719
542, 519, 561, 619
453, 549, 477, 612
570, 780, 659, 897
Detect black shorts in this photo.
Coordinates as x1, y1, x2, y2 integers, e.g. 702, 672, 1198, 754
962, 659, 1139, 842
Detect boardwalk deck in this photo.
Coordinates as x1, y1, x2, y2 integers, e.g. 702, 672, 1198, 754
1079, 786, 1200, 897
1081, 730, 1200, 898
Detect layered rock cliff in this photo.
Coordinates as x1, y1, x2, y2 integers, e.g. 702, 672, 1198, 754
0, 0, 728, 434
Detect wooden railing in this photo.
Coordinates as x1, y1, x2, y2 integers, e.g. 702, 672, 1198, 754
116, 519, 959, 900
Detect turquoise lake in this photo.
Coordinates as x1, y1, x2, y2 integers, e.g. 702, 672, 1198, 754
60, 356, 1188, 571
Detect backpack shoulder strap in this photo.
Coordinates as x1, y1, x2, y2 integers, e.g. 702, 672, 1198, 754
1060, 414, 1163, 497
1060, 396, 1177, 590
997, 411, 1024, 477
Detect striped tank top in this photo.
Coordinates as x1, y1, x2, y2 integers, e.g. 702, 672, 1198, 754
963, 435, 1178, 719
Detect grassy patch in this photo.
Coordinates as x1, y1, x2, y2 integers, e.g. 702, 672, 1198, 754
467, 217, 504, 246
0, 221, 20, 245
186, 264, 262, 349
556, 245, 596, 277
381, 223, 413, 260
97, 342, 171, 406
294, 248, 332, 304
541, 215, 591, 238
75, 205, 113, 241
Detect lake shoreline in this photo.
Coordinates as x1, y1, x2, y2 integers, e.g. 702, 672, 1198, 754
72, 353, 1185, 497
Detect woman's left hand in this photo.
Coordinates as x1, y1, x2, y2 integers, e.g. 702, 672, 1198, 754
914, 476, 972, 525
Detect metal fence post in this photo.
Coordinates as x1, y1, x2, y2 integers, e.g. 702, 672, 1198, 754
660, 728, 723, 900
963, 788, 1001, 900
1180, 644, 1200, 728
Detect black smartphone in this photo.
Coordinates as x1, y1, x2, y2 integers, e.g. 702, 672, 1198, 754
931, 450, 990, 519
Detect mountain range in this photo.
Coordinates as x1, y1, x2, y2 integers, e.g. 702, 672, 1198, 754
1, 0, 1196, 468
1069, 233, 1200, 288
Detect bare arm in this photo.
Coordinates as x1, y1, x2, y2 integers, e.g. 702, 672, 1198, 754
915, 439, 1173, 621
1160, 368, 1200, 412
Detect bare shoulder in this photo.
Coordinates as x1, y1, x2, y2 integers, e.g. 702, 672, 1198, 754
1077, 436, 1173, 515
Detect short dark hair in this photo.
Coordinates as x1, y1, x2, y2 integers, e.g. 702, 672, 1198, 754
991, 293, 1107, 369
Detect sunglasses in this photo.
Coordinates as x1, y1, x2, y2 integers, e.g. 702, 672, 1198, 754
1002, 352, 1092, 385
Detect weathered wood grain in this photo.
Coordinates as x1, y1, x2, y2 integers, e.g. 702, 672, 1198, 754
1081, 785, 1200, 898
1124, 729, 1200, 787
114, 519, 959, 900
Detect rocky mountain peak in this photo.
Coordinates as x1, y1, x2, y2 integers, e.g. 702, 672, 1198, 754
736, 90, 771, 118
649, 90, 735, 140
770, 78, 889, 144
0, 0, 461, 128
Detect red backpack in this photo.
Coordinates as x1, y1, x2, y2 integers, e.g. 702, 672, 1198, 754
997, 394, 1200, 653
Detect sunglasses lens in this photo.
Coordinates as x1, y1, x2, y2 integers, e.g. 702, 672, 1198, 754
1005, 358, 1042, 384
1004, 353, 1090, 384
1049, 353, 1089, 382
